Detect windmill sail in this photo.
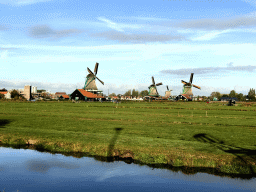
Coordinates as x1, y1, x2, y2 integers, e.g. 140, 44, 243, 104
181, 73, 200, 99
84, 62, 104, 90
148, 76, 162, 97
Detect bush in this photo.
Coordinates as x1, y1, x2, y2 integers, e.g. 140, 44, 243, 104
0, 93, 5, 99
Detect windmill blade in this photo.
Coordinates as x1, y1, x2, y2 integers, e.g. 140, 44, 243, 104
192, 84, 201, 89
152, 76, 155, 85
156, 82, 162, 86
181, 80, 188, 85
87, 67, 94, 75
155, 87, 159, 96
94, 62, 99, 75
189, 73, 194, 84
167, 86, 169, 91
96, 76, 104, 85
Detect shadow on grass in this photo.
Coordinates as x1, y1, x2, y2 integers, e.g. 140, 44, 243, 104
0, 119, 12, 128
107, 128, 123, 161
194, 133, 256, 175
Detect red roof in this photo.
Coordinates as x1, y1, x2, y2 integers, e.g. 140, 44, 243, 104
61, 95, 69, 99
77, 89, 104, 98
0, 91, 8, 95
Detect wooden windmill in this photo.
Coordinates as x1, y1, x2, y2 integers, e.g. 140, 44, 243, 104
84, 62, 104, 95
165, 85, 173, 98
148, 76, 162, 97
181, 73, 201, 99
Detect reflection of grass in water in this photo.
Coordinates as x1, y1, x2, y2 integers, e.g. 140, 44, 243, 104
0, 101, 256, 173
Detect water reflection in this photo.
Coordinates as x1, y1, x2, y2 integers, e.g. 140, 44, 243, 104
0, 147, 255, 192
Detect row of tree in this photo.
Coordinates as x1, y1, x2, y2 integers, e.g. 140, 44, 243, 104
108, 88, 256, 101
210, 88, 256, 101
109, 89, 149, 97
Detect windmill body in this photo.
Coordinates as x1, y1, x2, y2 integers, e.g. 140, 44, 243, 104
180, 73, 201, 100
148, 76, 162, 97
165, 85, 173, 98
84, 74, 98, 90
84, 63, 104, 95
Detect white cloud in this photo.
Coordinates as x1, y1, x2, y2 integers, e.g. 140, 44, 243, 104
242, 0, 256, 6
0, 50, 8, 59
0, 0, 51, 6
97, 17, 141, 32
98, 17, 125, 32
191, 30, 231, 41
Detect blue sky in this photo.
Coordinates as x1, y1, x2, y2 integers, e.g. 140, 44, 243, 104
0, 0, 256, 96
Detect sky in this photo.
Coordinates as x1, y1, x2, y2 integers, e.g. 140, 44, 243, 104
0, 0, 256, 96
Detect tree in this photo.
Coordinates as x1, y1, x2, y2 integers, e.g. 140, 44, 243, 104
210, 92, 221, 100
37, 89, 46, 93
131, 89, 139, 97
109, 93, 116, 97
222, 94, 229, 98
248, 88, 255, 101
229, 90, 237, 98
0, 93, 5, 99
11, 90, 20, 99
124, 90, 131, 96
139, 90, 149, 97
237, 93, 244, 101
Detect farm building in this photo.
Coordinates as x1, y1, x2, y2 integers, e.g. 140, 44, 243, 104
0, 91, 11, 99
59, 94, 70, 100
70, 89, 105, 101
54, 92, 66, 99
176, 94, 192, 101
220, 97, 238, 102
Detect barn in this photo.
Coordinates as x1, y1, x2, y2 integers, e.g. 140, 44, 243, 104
70, 89, 104, 101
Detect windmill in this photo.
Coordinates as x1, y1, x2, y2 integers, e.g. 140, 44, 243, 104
181, 73, 201, 99
84, 62, 104, 95
148, 76, 162, 97
165, 85, 173, 98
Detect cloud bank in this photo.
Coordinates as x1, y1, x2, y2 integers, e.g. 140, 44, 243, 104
28, 25, 83, 39
0, 24, 9, 30
0, 0, 51, 6
90, 30, 187, 43
160, 63, 256, 76
174, 15, 256, 30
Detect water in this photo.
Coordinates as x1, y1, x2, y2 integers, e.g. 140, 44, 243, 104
0, 147, 255, 192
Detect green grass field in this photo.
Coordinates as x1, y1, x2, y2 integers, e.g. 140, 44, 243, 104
0, 100, 256, 174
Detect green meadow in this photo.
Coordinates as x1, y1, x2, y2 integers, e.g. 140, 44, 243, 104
0, 100, 256, 174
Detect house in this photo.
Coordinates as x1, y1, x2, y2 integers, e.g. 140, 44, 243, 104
59, 95, 70, 100
70, 89, 104, 101
111, 96, 119, 100
54, 92, 66, 99
220, 97, 238, 102
0, 91, 11, 99
176, 94, 192, 101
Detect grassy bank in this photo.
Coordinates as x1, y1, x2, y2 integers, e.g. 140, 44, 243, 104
0, 100, 256, 175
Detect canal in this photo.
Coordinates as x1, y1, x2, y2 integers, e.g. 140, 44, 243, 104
0, 147, 255, 192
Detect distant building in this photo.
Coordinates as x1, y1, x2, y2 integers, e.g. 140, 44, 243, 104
59, 94, 70, 100
176, 94, 192, 101
70, 89, 104, 101
55, 92, 66, 99
24, 85, 32, 101
32, 86, 37, 94
220, 97, 238, 102
0, 91, 11, 99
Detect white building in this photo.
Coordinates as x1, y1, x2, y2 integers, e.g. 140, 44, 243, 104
32, 86, 37, 94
